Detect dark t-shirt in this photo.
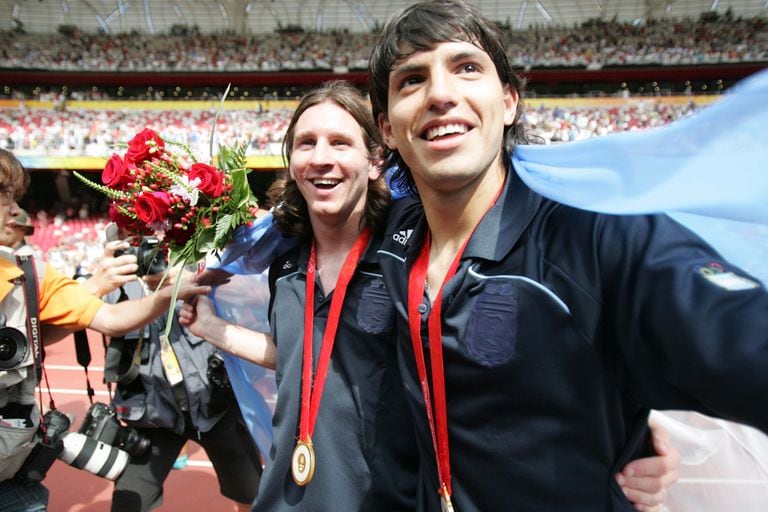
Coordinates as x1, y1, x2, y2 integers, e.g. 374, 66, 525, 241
253, 237, 418, 512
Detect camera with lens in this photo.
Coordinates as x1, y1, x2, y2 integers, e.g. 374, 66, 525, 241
58, 402, 150, 481
0, 313, 30, 371
16, 410, 70, 481
78, 402, 150, 457
207, 352, 235, 414
115, 236, 168, 277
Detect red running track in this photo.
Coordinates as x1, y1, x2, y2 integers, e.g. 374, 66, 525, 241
39, 330, 247, 512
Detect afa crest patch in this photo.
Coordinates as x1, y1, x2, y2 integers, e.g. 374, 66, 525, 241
357, 278, 393, 334
466, 281, 518, 367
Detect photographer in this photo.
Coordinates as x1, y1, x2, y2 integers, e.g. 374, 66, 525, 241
95, 227, 262, 512
0, 149, 211, 512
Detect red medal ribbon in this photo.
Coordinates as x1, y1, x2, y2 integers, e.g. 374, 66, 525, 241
408, 230, 467, 500
407, 184, 503, 503
299, 228, 372, 442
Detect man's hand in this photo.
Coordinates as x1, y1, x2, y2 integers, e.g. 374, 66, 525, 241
179, 295, 216, 339
83, 240, 139, 297
616, 418, 681, 511
151, 267, 211, 302
194, 268, 233, 287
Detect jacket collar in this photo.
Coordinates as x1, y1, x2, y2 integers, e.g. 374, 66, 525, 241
463, 164, 542, 263
404, 164, 542, 265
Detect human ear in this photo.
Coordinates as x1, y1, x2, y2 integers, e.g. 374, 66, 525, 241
502, 84, 519, 126
378, 113, 397, 150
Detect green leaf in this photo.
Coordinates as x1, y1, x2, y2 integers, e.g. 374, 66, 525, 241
217, 141, 248, 173
213, 214, 234, 246
195, 226, 217, 253
229, 168, 249, 204
72, 171, 130, 201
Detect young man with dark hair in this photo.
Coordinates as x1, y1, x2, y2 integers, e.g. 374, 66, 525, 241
370, 1, 768, 510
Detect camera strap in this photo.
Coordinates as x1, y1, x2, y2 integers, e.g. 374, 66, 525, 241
102, 286, 144, 391
73, 329, 97, 404
16, 254, 42, 382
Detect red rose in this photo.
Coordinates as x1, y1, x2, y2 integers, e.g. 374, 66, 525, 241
108, 203, 142, 232
102, 153, 135, 190
134, 191, 172, 225
187, 163, 225, 198
125, 128, 165, 164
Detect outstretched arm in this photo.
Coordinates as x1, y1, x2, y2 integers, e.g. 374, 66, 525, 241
88, 271, 210, 337
179, 294, 276, 370
616, 417, 680, 512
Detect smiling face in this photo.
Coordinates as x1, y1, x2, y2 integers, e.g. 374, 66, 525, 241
379, 40, 517, 198
288, 101, 380, 231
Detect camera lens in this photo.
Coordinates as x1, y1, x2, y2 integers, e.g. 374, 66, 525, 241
59, 432, 130, 481
116, 427, 151, 457
0, 326, 29, 370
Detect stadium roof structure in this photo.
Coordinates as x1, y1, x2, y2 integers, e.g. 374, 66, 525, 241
2, 0, 766, 35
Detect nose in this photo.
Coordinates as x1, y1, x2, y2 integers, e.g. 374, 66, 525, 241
425, 68, 458, 112
308, 139, 333, 167
7, 199, 21, 219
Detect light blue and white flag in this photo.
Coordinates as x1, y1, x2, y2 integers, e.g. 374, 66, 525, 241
513, 67, 768, 284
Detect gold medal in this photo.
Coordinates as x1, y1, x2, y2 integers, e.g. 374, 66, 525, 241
440, 484, 455, 512
291, 439, 316, 486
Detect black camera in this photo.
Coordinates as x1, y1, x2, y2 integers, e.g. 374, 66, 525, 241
115, 236, 168, 277
78, 402, 150, 457
0, 313, 30, 371
207, 352, 235, 414
16, 410, 71, 481
58, 402, 150, 481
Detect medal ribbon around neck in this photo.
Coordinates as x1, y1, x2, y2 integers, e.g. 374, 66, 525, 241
300, 227, 372, 444
406, 185, 503, 506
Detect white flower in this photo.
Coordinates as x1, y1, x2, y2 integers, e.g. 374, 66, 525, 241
170, 176, 201, 206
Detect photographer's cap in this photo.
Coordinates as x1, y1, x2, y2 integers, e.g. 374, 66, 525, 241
11, 209, 34, 235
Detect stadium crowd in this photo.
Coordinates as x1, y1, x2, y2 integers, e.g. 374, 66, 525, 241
1, 14, 766, 73
0, 106, 293, 158
0, 101, 701, 158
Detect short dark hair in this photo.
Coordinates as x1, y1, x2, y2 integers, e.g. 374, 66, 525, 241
267, 80, 390, 240
368, 0, 529, 194
0, 149, 30, 200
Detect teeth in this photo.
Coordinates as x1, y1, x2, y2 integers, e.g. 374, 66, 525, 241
312, 178, 340, 186
426, 123, 467, 141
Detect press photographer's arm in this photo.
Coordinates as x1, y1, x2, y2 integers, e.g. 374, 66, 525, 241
87, 268, 210, 337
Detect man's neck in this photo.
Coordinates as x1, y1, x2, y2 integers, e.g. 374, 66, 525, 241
311, 215, 365, 293
418, 165, 506, 299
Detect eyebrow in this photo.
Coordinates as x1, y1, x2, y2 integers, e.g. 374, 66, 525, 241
293, 129, 356, 142
391, 48, 487, 78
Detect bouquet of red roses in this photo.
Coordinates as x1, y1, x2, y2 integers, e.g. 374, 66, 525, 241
75, 128, 260, 269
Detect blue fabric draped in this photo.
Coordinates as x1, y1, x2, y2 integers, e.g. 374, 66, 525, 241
212, 68, 768, 456
208, 273, 276, 459
512, 67, 768, 284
